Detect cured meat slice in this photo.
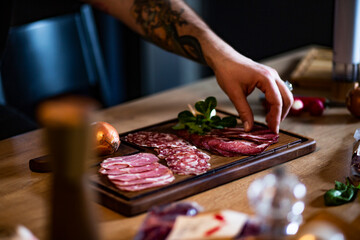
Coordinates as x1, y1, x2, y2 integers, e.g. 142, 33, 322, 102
125, 131, 189, 148
215, 140, 271, 156
99, 162, 161, 175
111, 173, 174, 187
211, 127, 279, 144
176, 126, 278, 157
108, 164, 171, 181
165, 151, 211, 175
125, 130, 212, 175
99, 153, 175, 192
101, 153, 159, 168
115, 176, 175, 191
155, 145, 197, 159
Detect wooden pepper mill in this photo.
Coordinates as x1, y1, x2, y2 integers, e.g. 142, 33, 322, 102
38, 96, 99, 240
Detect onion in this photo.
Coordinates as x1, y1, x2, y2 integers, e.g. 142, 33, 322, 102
92, 121, 120, 156
346, 85, 360, 118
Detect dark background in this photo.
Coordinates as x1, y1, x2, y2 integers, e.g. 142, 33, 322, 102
1, 0, 335, 104
94, 0, 335, 101
0, 0, 335, 140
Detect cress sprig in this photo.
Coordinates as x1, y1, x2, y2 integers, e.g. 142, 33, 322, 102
172, 96, 237, 135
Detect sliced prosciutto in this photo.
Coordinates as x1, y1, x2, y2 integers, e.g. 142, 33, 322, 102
111, 173, 174, 187
108, 164, 171, 181
100, 152, 159, 169
114, 176, 175, 192
99, 153, 175, 192
99, 162, 160, 175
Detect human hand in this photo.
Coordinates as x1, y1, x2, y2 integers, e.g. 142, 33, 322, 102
211, 53, 293, 133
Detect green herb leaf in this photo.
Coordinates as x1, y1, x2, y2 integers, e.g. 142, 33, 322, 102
195, 96, 217, 119
324, 179, 359, 206
172, 96, 237, 134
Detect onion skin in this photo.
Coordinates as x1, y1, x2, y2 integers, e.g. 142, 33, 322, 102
346, 86, 360, 118
92, 121, 120, 156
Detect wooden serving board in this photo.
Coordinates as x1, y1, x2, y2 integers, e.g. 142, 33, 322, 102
89, 110, 316, 216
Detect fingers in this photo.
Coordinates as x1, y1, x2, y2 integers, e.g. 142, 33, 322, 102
276, 79, 294, 121
263, 81, 282, 134
227, 90, 254, 132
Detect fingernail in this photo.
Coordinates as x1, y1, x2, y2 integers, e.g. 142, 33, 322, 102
244, 121, 250, 132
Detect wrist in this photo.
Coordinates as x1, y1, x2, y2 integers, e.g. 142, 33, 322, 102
200, 32, 249, 71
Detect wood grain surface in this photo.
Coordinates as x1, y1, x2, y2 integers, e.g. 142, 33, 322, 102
0, 46, 360, 240
90, 114, 315, 216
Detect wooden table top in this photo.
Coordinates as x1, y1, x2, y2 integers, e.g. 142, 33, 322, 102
1, 46, 360, 239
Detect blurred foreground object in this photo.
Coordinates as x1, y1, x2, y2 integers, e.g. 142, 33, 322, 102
346, 83, 360, 118
37, 96, 99, 240
92, 121, 120, 156
134, 202, 202, 240
0, 225, 38, 240
350, 128, 360, 184
293, 211, 360, 240
247, 167, 306, 239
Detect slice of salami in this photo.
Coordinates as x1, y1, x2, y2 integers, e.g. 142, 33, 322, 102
125, 131, 189, 148
165, 150, 211, 175
155, 145, 197, 159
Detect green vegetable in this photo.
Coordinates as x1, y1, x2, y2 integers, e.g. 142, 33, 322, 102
172, 96, 237, 135
324, 178, 360, 206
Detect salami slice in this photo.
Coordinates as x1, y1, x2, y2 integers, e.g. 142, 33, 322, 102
125, 131, 212, 175
125, 131, 189, 148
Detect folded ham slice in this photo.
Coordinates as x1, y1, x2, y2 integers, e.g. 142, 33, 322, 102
99, 153, 175, 192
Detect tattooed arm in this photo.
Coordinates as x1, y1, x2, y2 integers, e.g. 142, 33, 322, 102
85, 0, 293, 133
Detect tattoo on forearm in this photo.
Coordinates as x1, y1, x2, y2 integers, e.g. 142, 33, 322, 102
132, 0, 206, 64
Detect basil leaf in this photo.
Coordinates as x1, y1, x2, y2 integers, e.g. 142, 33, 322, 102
334, 181, 347, 191
324, 179, 359, 206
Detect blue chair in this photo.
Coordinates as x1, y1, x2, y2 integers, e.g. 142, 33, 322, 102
0, 4, 113, 119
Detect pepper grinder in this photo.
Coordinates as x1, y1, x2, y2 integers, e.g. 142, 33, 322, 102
247, 167, 307, 239
38, 96, 99, 240
333, 0, 360, 82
